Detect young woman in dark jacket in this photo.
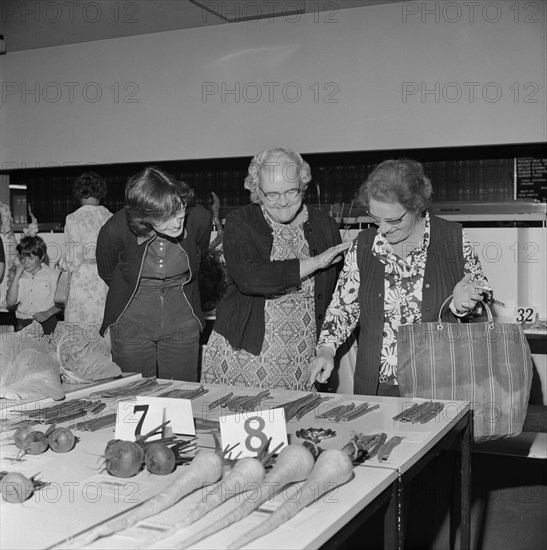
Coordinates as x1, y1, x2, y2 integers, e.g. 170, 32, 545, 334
97, 167, 212, 381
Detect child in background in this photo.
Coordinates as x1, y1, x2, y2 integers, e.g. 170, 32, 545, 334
6, 236, 62, 335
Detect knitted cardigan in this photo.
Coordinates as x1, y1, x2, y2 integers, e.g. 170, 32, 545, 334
354, 214, 465, 395
213, 203, 342, 355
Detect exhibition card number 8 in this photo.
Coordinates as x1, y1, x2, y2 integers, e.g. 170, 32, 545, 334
220, 408, 288, 458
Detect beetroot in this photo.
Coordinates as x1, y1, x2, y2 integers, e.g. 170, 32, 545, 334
145, 443, 176, 475
104, 440, 144, 478
22, 431, 49, 455
48, 427, 76, 453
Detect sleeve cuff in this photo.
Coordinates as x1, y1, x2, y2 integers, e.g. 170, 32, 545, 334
449, 298, 468, 317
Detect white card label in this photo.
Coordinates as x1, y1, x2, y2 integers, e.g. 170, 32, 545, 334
114, 397, 195, 441
515, 306, 535, 323
220, 408, 288, 458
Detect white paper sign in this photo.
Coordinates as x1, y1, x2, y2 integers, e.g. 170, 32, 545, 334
515, 306, 535, 323
220, 408, 288, 458
114, 397, 195, 441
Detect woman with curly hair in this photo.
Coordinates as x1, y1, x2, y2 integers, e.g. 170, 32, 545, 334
200, 148, 350, 391
310, 158, 491, 396
61, 172, 112, 335
97, 167, 212, 381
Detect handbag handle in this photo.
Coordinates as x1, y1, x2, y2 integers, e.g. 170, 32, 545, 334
437, 294, 494, 328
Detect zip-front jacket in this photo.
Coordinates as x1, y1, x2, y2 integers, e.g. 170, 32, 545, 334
213, 203, 342, 355
96, 205, 212, 337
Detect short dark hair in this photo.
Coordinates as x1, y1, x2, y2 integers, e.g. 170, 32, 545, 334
73, 172, 108, 201
356, 158, 432, 214
16, 235, 48, 263
125, 167, 194, 237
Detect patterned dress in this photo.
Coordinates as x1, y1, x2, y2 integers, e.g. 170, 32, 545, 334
317, 212, 489, 385
61, 205, 112, 335
201, 206, 317, 391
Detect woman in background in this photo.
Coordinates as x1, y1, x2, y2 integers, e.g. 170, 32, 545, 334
61, 172, 112, 336
201, 148, 350, 391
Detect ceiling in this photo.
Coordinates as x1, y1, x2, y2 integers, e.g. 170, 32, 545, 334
1, 0, 402, 52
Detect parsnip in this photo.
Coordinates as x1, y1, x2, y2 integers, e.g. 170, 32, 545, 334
53, 451, 224, 549
229, 449, 353, 549
172, 444, 315, 549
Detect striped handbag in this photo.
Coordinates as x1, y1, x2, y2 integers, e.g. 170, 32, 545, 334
397, 296, 533, 442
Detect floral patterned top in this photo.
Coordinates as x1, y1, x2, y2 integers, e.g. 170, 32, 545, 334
317, 212, 488, 384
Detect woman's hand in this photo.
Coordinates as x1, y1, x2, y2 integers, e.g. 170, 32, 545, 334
309, 346, 336, 385
300, 240, 352, 279
452, 273, 489, 314
14, 264, 25, 278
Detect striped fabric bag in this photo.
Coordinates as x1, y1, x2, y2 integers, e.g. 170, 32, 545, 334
397, 297, 533, 443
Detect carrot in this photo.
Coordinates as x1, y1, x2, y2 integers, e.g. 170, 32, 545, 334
53, 450, 224, 549
140, 456, 267, 548
172, 444, 315, 549
228, 449, 354, 549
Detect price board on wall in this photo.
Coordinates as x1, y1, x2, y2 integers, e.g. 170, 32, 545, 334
515, 157, 547, 201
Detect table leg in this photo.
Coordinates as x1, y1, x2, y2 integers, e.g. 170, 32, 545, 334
452, 411, 472, 550
460, 410, 472, 550
384, 479, 407, 550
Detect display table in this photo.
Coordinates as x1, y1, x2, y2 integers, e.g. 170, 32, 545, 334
0, 379, 471, 550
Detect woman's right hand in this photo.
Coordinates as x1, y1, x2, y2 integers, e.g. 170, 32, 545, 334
309, 346, 336, 385
300, 240, 352, 279
318, 241, 352, 267
14, 264, 25, 278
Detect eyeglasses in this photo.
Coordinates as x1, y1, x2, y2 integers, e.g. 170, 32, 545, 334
259, 187, 302, 203
365, 210, 409, 227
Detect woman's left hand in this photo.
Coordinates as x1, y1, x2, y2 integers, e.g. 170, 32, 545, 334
452, 273, 489, 314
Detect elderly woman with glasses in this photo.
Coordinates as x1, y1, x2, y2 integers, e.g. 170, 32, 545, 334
200, 148, 350, 391
310, 158, 491, 396
97, 167, 212, 381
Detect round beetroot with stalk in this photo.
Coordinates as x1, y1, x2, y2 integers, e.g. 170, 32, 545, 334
104, 440, 144, 478
22, 431, 49, 455
144, 443, 176, 475
0, 472, 35, 503
12, 426, 35, 450
48, 427, 76, 453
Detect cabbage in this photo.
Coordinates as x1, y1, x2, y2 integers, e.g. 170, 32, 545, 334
0, 332, 65, 401
48, 323, 122, 384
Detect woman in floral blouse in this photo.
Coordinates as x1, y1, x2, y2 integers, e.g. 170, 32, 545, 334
310, 158, 491, 396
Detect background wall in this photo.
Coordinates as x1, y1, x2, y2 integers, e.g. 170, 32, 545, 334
0, 0, 545, 168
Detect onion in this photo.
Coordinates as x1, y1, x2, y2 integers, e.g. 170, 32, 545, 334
145, 443, 176, 475
1, 472, 34, 503
105, 440, 144, 478
48, 427, 76, 453
22, 431, 49, 455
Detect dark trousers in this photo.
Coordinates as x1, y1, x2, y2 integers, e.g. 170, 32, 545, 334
377, 382, 400, 397
110, 284, 200, 381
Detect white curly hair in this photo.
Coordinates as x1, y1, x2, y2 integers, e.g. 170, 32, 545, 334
244, 148, 312, 204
